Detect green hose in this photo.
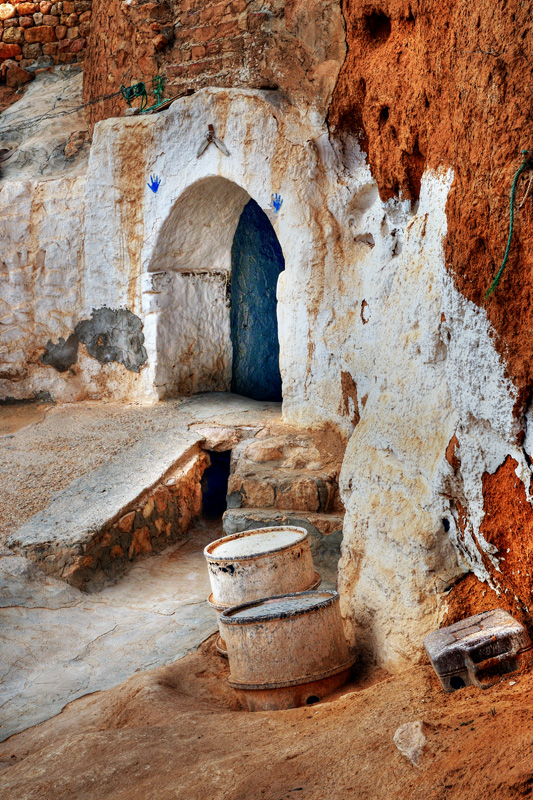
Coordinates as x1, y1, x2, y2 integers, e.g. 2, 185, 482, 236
485, 149, 533, 300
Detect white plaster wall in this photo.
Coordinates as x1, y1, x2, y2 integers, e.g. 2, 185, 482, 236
0, 175, 148, 402
144, 270, 232, 397
0, 177, 88, 402
80, 89, 358, 422
335, 162, 533, 671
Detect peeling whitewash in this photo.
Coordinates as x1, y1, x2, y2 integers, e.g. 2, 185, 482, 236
1, 87, 532, 669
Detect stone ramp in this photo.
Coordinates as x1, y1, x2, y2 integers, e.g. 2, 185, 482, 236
6, 429, 208, 590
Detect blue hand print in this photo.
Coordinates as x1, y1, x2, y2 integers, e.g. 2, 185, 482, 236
271, 192, 283, 213
147, 174, 161, 193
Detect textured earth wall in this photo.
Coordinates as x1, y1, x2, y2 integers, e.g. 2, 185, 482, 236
329, 0, 533, 668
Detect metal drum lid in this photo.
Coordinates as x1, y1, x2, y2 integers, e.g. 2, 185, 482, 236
221, 590, 338, 624
205, 526, 307, 561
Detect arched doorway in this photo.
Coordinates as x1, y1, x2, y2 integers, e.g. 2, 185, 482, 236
148, 178, 285, 402
230, 199, 285, 401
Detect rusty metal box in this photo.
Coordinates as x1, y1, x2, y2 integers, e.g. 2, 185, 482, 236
424, 608, 533, 692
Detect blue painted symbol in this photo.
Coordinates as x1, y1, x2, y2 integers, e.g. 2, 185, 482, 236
270, 192, 283, 213
147, 174, 161, 193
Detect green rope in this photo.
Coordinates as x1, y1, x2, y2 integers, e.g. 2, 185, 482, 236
485, 149, 533, 300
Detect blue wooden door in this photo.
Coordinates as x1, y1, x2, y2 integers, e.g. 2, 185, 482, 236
230, 199, 285, 401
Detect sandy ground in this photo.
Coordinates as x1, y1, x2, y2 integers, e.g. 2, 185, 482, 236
1, 634, 532, 800
0, 395, 283, 540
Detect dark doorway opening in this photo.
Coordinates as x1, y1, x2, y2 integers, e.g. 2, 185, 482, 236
230, 198, 285, 401
202, 450, 231, 519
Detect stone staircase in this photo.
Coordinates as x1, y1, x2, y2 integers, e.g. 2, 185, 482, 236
220, 427, 346, 586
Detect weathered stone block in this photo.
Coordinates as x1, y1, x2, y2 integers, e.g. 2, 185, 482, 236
245, 440, 283, 462
54, 22, 64, 37
42, 13, 58, 24
241, 478, 275, 508
128, 526, 151, 558
2, 25, 23, 43
24, 23, 55, 41
16, 2, 39, 14
117, 511, 135, 533
18, 16, 33, 26
0, 4, 16, 21
276, 479, 320, 513
5, 62, 32, 84
31, 10, 41, 22
69, 35, 83, 51
0, 40, 20, 55
22, 41, 41, 57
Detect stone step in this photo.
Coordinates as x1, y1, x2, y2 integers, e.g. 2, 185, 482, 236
227, 470, 343, 514
6, 430, 209, 591
221, 507, 344, 586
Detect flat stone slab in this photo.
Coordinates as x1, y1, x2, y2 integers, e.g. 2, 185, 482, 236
0, 525, 218, 742
6, 429, 202, 554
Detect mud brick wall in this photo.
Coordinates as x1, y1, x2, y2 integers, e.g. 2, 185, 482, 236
0, 0, 91, 84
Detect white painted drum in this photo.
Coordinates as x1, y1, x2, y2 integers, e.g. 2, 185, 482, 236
220, 590, 354, 711
204, 526, 318, 607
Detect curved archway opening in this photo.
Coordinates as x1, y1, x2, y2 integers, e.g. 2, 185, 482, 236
148, 178, 285, 401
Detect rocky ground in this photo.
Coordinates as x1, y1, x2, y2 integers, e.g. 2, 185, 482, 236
1, 632, 532, 800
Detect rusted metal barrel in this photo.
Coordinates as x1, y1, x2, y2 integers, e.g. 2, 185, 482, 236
220, 590, 354, 711
205, 526, 321, 655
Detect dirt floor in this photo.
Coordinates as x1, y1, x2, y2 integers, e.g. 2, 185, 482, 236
1, 633, 532, 800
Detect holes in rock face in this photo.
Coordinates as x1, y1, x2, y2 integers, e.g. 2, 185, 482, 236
450, 676, 466, 691
379, 106, 389, 127
306, 695, 320, 705
202, 450, 231, 519
442, 518, 450, 532
364, 12, 392, 44
405, 9, 415, 27
354, 233, 375, 248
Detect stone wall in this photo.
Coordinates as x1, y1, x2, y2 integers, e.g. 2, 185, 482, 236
0, 0, 91, 87
8, 447, 208, 590
82, 0, 345, 130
